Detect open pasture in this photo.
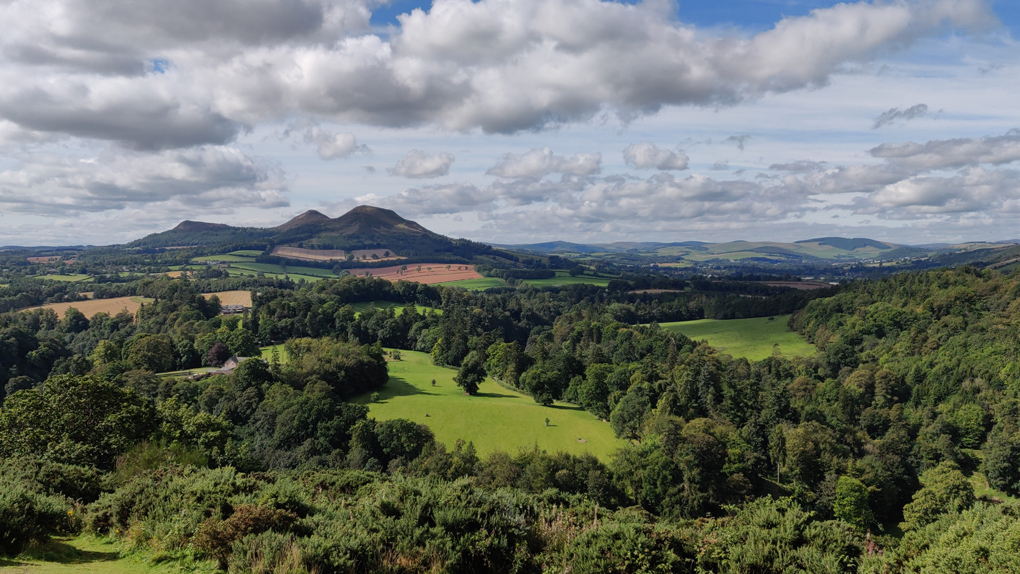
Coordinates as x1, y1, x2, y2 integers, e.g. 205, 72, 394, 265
522, 271, 613, 287
436, 277, 508, 290
355, 350, 625, 460
659, 315, 816, 361
348, 301, 442, 316
37, 274, 91, 282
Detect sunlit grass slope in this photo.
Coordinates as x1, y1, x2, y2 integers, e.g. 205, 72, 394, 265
354, 350, 625, 460
659, 315, 816, 361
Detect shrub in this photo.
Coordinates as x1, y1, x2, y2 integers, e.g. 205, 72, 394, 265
194, 505, 300, 569
0, 479, 71, 556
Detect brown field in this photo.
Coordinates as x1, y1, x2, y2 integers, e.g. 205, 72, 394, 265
24, 296, 153, 319
24, 290, 251, 319
204, 290, 252, 306
273, 246, 404, 263
166, 271, 184, 278
348, 264, 482, 284
27, 256, 61, 263
763, 281, 834, 290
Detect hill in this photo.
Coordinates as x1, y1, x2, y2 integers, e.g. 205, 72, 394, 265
128, 205, 505, 263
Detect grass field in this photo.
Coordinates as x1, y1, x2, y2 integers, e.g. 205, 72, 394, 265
522, 271, 613, 287
349, 301, 442, 316
37, 274, 91, 282
191, 254, 255, 262
0, 536, 209, 574
659, 315, 816, 361
354, 350, 625, 460
436, 277, 508, 290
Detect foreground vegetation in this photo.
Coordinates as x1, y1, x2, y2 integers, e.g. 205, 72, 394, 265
3, 264, 1020, 572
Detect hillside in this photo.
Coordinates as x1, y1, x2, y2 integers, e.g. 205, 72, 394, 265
128, 205, 503, 262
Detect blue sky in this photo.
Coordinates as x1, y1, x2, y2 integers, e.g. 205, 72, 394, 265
0, 0, 1018, 245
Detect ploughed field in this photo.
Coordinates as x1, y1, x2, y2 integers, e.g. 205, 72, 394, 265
659, 315, 816, 361
354, 350, 625, 460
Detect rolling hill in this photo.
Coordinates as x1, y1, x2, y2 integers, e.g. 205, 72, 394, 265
128, 205, 505, 263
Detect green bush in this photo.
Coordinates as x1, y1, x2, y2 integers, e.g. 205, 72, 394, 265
0, 478, 71, 556
194, 505, 299, 569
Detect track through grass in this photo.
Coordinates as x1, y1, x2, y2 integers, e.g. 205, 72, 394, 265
659, 315, 816, 361
0, 537, 212, 573
355, 350, 625, 460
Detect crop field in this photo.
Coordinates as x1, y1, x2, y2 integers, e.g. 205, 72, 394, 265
204, 290, 252, 307
354, 350, 625, 460
23, 296, 154, 319
522, 271, 613, 287
349, 301, 442, 316
37, 274, 91, 282
659, 315, 816, 361
349, 264, 483, 284
191, 253, 256, 262
436, 277, 508, 290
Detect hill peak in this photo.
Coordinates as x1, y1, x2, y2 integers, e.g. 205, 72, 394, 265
275, 209, 331, 231
331, 205, 431, 236
172, 220, 231, 232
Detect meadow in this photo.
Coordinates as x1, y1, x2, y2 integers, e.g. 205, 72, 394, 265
0, 536, 208, 574
659, 315, 816, 361
348, 301, 442, 316
436, 277, 508, 290
521, 271, 613, 287
36, 274, 91, 282
354, 350, 625, 460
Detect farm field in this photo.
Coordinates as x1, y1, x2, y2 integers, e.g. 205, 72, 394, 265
36, 274, 91, 282
191, 253, 255, 262
203, 290, 252, 307
659, 315, 816, 361
436, 277, 508, 290
348, 264, 482, 284
26, 291, 250, 319
354, 350, 625, 460
349, 301, 442, 316
23, 296, 154, 319
522, 271, 613, 287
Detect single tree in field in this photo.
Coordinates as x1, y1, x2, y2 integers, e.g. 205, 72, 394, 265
454, 351, 485, 395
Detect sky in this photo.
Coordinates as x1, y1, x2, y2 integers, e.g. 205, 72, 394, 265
0, 0, 1019, 246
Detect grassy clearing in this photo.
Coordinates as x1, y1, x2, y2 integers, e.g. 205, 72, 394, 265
522, 271, 613, 288
232, 262, 337, 277
354, 350, 625, 460
229, 250, 264, 257
436, 277, 508, 290
37, 274, 91, 282
0, 536, 210, 574
348, 301, 442, 316
659, 315, 816, 361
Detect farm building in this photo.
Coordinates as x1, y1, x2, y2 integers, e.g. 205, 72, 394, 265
220, 304, 248, 315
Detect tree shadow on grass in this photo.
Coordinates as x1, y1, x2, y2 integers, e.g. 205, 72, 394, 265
5, 537, 120, 565
474, 391, 518, 399
379, 376, 436, 399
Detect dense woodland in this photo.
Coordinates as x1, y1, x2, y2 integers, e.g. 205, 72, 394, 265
2, 266, 1020, 572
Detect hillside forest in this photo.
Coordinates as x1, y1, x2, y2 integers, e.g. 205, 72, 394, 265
2, 265, 1020, 573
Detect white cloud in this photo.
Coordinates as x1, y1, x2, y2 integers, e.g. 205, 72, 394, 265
0, 146, 288, 214
486, 148, 601, 178
0, 0, 997, 148
622, 142, 689, 170
303, 127, 366, 160
390, 149, 455, 178
868, 129, 1020, 170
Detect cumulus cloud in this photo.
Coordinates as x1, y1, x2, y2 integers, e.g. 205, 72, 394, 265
622, 143, 689, 170
0, 0, 997, 148
303, 127, 367, 160
390, 150, 455, 178
873, 103, 929, 129
487, 148, 601, 178
0, 146, 288, 214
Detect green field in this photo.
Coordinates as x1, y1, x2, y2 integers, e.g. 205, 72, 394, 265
437, 277, 508, 290
355, 350, 625, 460
191, 254, 256, 262
229, 250, 264, 257
659, 315, 816, 361
0, 536, 206, 574
349, 301, 442, 316
522, 271, 613, 287
37, 274, 91, 282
